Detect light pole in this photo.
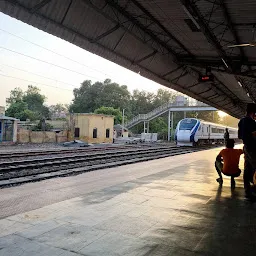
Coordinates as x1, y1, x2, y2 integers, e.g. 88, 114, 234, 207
122, 109, 125, 137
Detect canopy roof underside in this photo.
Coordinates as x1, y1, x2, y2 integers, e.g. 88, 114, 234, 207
2, 0, 256, 118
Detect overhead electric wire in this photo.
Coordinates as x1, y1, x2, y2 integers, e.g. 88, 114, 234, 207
0, 74, 73, 91
0, 28, 153, 90
1, 64, 77, 88
0, 28, 115, 77
0, 46, 102, 80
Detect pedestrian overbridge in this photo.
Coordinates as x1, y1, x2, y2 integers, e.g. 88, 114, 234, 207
1, 0, 255, 118
125, 102, 216, 129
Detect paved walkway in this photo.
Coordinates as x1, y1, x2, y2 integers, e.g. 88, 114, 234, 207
1, 146, 256, 256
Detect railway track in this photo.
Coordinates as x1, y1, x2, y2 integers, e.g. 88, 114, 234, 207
0, 145, 218, 188
0, 145, 143, 160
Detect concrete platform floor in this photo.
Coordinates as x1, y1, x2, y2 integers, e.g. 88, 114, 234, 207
1, 145, 256, 256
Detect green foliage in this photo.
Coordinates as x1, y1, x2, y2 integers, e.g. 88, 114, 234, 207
94, 106, 122, 124
130, 89, 155, 115
6, 87, 23, 106
49, 103, 68, 120
149, 117, 168, 140
70, 79, 224, 140
6, 85, 50, 121
69, 79, 131, 114
5, 80, 224, 139
187, 111, 220, 123
69, 80, 178, 121
154, 89, 178, 108
221, 115, 239, 128
5, 101, 38, 121
31, 119, 53, 131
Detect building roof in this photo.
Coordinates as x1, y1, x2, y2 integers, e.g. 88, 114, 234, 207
71, 113, 115, 118
2, 1, 256, 118
0, 115, 18, 121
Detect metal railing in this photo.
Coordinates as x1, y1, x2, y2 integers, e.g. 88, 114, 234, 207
125, 101, 211, 128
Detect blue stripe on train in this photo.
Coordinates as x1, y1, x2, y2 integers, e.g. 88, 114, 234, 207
190, 121, 200, 142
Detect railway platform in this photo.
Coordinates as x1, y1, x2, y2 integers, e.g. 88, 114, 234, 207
1, 145, 256, 256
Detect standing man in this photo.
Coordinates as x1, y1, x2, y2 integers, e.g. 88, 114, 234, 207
238, 103, 256, 199
113, 129, 117, 143
224, 128, 229, 145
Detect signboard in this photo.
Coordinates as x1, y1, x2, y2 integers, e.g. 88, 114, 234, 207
198, 74, 214, 82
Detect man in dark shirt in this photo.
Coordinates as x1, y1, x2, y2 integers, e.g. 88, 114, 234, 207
238, 103, 256, 199
224, 128, 229, 145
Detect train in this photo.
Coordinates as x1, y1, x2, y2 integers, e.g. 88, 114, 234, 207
175, 118, 238, 146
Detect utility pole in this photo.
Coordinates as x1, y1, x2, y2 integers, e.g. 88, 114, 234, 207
122, 109, 125, 137
168, 110, 170, 142
171, 111, 174, 141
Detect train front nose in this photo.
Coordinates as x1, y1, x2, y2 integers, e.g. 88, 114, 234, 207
177, 130, 191, 142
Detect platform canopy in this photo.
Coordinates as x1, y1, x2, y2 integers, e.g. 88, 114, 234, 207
1, 0, 256, 118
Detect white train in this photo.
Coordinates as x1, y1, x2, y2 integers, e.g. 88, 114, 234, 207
175, 118, 238, 146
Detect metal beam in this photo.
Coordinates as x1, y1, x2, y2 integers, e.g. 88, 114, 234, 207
61, 0, 73, 24
83, 0, 180, 59
162, 66, 184, 77
180, 57, 256, 68
134, 51, 156, 64
30, 0, 52, 13
106, 0, 179, 59
219, 0, 245, 58
181, 0, 227, 59
171, 70, 188, 83
90, 24, 120, 43
188, 67, 244, 111
130, 0, 193, 56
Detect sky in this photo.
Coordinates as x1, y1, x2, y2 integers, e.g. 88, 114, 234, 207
0, 12, 172, 107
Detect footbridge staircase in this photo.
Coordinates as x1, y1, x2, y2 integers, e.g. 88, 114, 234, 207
125, 101, 217, 129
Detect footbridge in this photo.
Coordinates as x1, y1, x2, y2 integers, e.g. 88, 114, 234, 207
125, 101, 216, 141
125, 102, 216, 129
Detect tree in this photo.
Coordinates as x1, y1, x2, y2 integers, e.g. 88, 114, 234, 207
32, 119, 53, 131
23, 85, 46, 112
49, 103, 68, 119
221, 115, 239, 128
6, 88, 24, 106
70, 80, 104, 113
5, 85, 50, 120
69, 79, 131, 114
149, 117, 168, 140
187, 111, 220, 123
130, 89, 155, 115
5, 101, 37, 121
94, 106, 122, 124
102, 79, 131, 112
153, 89, 177, 108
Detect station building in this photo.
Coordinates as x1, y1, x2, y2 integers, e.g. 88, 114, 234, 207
68, 113, 114, 143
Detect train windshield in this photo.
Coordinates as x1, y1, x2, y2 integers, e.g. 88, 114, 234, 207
179, 119, 197, 130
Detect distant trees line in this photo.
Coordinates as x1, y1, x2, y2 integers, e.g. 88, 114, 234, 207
5, 79, 238, 136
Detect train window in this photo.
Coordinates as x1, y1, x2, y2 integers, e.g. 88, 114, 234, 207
212, 128, 225, 133
106, 128, 110, 138
179, 119, 197, 130
212, 128, 217, 133
93, 128, 97, 138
